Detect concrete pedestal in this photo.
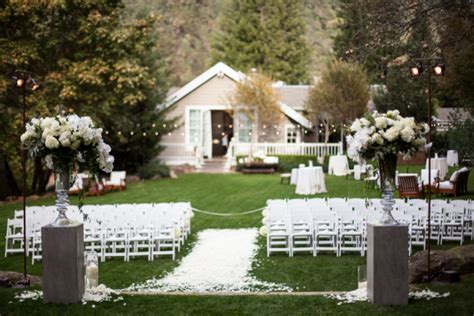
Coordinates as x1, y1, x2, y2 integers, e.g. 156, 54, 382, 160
42, 224, 85, 303
367, 224, 408, 305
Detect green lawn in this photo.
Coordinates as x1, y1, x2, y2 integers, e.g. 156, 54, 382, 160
0, 168, 473, 315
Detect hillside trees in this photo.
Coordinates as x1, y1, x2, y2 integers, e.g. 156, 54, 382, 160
211, 0, 310, 84
0, 1, 174, 197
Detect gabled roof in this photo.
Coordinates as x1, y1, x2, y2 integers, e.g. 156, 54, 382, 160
160, 62, 312, 129
274, 85, 310, 111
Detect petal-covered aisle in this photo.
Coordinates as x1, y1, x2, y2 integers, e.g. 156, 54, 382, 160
125, 229, 291, 293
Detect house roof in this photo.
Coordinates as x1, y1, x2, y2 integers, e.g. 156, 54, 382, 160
160, 62, 312, 129
436, 107, 472, 121
274, 85, 310, 111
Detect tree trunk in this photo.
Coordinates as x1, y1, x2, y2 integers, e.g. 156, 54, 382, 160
31, 156, 50, 194
323, 122, 330, 156
0, 152, 21, 200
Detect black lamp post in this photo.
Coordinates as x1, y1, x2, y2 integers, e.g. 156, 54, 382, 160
11, 70, 39, 286
408, 59, 445, 282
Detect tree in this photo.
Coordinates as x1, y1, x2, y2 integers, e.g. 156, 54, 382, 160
334, 0, 474, 111
305, 60, 369, 144
211, 0, 310, 84
0, 1, 174, 197
227, 69, 282, 145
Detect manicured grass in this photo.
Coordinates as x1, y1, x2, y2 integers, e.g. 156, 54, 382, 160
0, 168, 473, 315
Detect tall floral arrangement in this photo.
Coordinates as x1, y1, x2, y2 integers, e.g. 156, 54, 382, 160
347, 110, 428, 163
21, 115, 114, 173
347, 110, 429, 224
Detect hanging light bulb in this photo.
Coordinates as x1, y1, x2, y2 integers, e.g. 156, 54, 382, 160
130, 131, 134, 136
118, 131, 122, 135
155, 132, 159, 136
143, 132, 146, 136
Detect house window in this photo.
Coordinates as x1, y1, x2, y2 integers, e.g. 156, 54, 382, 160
286, 127, 298, 143
188, 109, 203, 146
238, 113, 252, 143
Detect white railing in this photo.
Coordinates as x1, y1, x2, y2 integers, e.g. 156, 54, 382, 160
227, 141, 343, 166
158, 143, 203, 168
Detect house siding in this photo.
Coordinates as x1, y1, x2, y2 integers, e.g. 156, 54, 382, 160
162, 75, 236, 144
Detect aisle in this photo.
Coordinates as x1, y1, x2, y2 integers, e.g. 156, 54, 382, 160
125, 229, 291, 293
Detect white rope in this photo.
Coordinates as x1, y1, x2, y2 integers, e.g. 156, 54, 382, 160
191, 207, 265, 217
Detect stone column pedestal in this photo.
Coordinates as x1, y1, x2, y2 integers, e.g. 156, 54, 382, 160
367, 224, 408, 305
42, 224, 85, 303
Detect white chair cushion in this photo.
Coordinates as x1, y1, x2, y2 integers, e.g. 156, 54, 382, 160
459, 167, 468, 173
438, 181, 454, 190
449, 171, 459, 182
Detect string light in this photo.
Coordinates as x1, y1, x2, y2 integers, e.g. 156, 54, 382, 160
152, 123, 156, 128
155, 132, 159, 136
105, 131, 109, 135
221, 132, 225, 136
130, 131, 134, 135
174, 124, 178, 128
118, 131, 122, 135
142, 132, 146, 136
168, 132, 171, 136
229, 124, 233, 128
163, 124, 167, 127
276, 131, 279, 135
217, 124, 221, 128
262, 132, 266, 136
263, 125, 266, 129
273, 125, 277, 129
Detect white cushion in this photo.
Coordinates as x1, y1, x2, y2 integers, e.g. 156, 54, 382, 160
263, 156, 279, 164
459, 167, 468, 173
449, 171, 459, 182
438, 181, 454, 190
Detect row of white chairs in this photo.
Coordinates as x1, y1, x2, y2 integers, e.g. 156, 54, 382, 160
5, 203, 193, 263
264, 198, 473, 257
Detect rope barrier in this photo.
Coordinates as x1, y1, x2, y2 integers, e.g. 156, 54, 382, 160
191, 206, 265, 217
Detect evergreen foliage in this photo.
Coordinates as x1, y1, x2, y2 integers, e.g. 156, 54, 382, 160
211, 0, 310, 84
0, 1, 174, 196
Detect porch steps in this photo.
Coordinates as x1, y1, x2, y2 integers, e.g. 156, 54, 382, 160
196, 157, 231, 174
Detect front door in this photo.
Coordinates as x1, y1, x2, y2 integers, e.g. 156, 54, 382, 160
211, 111, 233, 156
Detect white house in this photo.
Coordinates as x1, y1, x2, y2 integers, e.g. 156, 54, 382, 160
158, 62, 342, 167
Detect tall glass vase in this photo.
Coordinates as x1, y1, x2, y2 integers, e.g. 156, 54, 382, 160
53, 169, 73, 227
378, 153, 399, 225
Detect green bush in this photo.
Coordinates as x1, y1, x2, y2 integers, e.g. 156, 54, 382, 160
137, 161, 170, 180
236, 155, 321, 173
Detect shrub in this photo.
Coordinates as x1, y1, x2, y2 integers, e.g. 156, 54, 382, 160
137, 161, 170, 180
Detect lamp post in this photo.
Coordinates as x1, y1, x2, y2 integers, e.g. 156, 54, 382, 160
408, 59, 445, 282
11, 70, 39, 286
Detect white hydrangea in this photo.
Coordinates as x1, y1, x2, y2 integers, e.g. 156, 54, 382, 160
371, 133, 384, 145
383, 126, 400, 142
374, 117, 387, 129
45, 136, 60, 149
400, 126, 415, 143
350, 119, 362, 132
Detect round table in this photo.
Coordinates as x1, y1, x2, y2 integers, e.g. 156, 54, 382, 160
447, 150, 459, 167
328, 155, 349, 176
426, 157, 448, 180
295, 166, 327, 195
290, 168, 299, 185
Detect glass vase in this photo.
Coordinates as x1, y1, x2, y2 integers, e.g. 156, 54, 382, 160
53, 169, 73, 227
85, 251, 99, 289
378, 154, 399, 225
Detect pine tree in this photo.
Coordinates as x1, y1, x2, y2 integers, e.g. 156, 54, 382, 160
211, 0, 310, 84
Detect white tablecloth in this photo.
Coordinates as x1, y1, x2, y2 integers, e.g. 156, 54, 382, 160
426, 157, 449, 180
447, 150, 459, 167
295, 167, 327, 195
353, 164, 367, 180
328, 155, 349, 176
290, 168, 298, 185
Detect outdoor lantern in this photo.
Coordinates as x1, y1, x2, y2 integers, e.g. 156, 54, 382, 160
433, 63, 445, 76
15, 78, 25, 87
409, 62, 423, 77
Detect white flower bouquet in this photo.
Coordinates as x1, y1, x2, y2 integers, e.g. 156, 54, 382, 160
346, 110, 428, 164
21, 114, 114, 226
21, 115, 114, 173
346, 110, 429, 224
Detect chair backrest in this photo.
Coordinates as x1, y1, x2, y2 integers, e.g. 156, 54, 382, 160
111, 171, 126, 181
421, 169, 439, 185
398, 175, 420, 198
